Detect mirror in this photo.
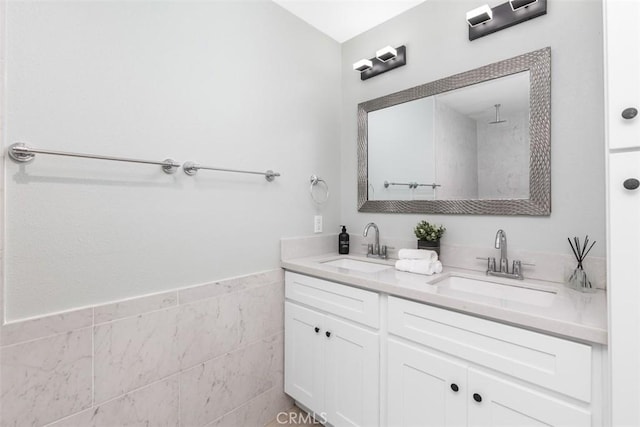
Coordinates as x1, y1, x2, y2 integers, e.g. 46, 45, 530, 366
368, 72, 530, 201
358, 47, 551, 215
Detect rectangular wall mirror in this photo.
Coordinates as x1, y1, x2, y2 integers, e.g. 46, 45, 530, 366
358, 47, 551, 215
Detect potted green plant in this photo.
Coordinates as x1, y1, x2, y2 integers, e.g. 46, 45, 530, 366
414, 220, 446, 256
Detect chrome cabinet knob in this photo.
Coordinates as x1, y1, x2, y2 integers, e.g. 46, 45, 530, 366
622, 107, 638, 120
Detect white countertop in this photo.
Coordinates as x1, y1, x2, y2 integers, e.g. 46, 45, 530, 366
281, 253, 608, 345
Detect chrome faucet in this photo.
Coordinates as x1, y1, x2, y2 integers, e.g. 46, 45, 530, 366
480, 229, 533, 280
363, 222, 387, 259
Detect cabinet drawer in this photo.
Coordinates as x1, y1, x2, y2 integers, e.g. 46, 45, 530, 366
388, 296, 592, 402
285, 272, 379, 328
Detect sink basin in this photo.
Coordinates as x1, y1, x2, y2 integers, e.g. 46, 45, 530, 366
433, 275, 557, 307
322, 258, 393, 273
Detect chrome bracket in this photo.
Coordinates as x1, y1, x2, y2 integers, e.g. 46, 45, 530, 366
8, 143, 35, 163
182, 161, 200, 176
162, 159, 179, 174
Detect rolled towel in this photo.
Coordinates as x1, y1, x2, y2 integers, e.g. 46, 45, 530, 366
416, 260, 442, 275
432, 260, 443, 274
395, 259, 443, 276
398, 248, 438, 262
395, 259, 414, 272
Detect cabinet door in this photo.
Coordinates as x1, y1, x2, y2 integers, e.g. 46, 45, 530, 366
608, 151, 640, 425
605, 0, 640, 150
387, 339, 467, 427
467, 368, 591, 427
324, 315, 380, 427
284, 302, 325, 414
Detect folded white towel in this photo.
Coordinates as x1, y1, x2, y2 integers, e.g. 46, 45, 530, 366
395, 259, 443, 276
398, 248, 438, 262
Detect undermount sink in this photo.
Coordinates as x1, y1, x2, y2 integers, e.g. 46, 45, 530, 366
322, 258, 393, 273
433, 275, 557, 307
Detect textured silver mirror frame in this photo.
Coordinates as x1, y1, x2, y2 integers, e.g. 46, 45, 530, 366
357, 47, 551, 216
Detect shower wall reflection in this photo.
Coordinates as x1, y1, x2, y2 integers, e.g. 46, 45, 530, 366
367, 71, 530, 201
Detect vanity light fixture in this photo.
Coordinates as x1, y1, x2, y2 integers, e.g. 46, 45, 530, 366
353, 59, 373, 72
467, 0, 546, 41
353, 45, 407, 81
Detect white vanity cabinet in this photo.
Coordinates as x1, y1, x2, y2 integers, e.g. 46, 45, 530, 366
387, 340, 591, 427
604, 0, 640, 424
607, 151, 640, 425
284, 272, 380, 427
387, 338, 467, 426
387, 297, 595, 427
283, 271, 603, 427
466, 368, 590, 427
604, 0, 640, 150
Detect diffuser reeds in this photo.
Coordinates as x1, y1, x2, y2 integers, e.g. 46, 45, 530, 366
567, 235, 596, 291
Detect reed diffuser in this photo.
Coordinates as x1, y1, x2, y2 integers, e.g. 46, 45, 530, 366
567, 235, 596, 292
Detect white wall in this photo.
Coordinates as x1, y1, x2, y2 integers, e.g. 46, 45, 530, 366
4, 0, 341, 320
368, 97, 435, 200
340, 0, 605, 257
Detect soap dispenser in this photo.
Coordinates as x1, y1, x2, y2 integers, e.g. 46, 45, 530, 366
339, 226, 350, 254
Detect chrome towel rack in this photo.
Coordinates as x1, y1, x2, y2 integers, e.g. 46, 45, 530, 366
384, 180, 441, 190
182, 161, 280, 182
8, 143, 180, 174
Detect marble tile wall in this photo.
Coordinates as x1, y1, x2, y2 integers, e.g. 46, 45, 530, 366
0, 269, 292, 427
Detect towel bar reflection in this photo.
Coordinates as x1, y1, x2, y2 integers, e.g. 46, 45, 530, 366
182, 161, 280, 182
384, 180, 441, 190
8, 143, 180, 174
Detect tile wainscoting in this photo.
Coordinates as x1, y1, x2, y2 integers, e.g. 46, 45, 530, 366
0, 269, 292, 426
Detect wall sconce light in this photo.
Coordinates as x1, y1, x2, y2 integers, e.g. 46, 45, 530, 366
376, 46, 397, 62
466, 5, 493, 27
353, 45, 406, 81
353, 59, 373, 72
467, 0, 546, 41
510, 0, 538, 10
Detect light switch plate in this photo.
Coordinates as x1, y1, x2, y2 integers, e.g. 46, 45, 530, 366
314, 215, 323, 233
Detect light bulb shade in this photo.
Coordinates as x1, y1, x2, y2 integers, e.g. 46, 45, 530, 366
375, 46, 397, 62
466, 5, 493, 27
510, 0, 538, 10
353, 59, 373, 72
